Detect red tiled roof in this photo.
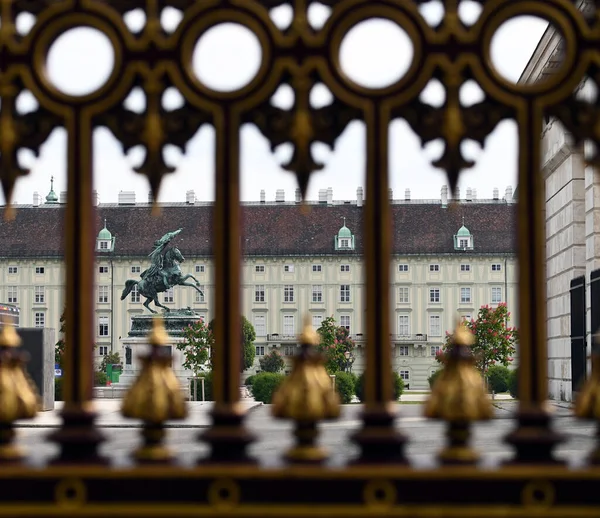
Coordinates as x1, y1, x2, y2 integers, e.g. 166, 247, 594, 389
0, 202, 516, 258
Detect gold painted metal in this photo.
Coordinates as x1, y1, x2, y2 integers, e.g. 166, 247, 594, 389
424, 321, 493, 465
272, 315, 340, 463
122, 317, 187, 463
54, 478, 87, 509
575, 332, 600, 464
0, 316, 39, 462
363, 479, 397, 511
521, 479, 556, 509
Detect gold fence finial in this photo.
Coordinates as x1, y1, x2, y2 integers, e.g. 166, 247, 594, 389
272, 313, 340, 463
424, 319, 492, 465
0, 315, 39, 462
122, 315, 187, 463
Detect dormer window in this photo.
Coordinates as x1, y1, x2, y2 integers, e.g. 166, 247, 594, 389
453, 218, 474, 251
335, 218, 355, 251
96, 219, 115, 253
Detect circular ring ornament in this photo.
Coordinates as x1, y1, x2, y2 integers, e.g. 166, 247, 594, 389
32, 14, 123, 104
521, 479, 556, 508
330, 5, 424, 98
480, 2, 577, 95
181, 10, 272, 101
363, 479, 397, 510
208, 478, 241, 509
55, 478, 87, 508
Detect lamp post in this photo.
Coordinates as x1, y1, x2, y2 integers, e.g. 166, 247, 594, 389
343, 349, 355, 373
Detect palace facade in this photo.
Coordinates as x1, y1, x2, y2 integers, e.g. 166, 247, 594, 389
0, 184, 518, 389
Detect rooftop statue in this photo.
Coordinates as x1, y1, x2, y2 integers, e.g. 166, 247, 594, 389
121, 228, 204, 313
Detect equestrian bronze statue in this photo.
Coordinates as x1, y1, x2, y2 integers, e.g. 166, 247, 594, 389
120, 228, 204, 313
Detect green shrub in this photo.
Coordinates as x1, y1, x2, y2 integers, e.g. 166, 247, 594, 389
189, 372, 213, 401
55, 378, 63, 401
428, 369, 443, 388
487, 365, 510, 393
333, 372, 356, 404
94, 371, 108, 387
508, 369, 518, 399
251, 373, 285, 404
245, 374, 256, 387
355, 372, 404, 402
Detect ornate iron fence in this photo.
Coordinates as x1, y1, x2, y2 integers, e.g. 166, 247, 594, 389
2, 0, 600, 516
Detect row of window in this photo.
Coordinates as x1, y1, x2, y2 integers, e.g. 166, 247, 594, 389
5, 286, 46, 304
400, 263, 503, 273
256, 264, 352, 274
255, 284, 352, 303
7, 262, 503, 277
253, 313, 449, 338
404, 286, 503, 304
2, 284, 502, 307
7, 266, 45, 275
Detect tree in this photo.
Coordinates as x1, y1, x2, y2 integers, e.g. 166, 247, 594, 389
259, 350, 285, 373
55, 309, 66, 369
176, 318, 213, 378
436, 303, 518, 376
208, 316, 256, 372
315, 316, 356, 375
55, 308, 97, 369
98, 352, 122, 374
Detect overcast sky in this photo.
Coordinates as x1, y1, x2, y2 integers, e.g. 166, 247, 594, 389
5, 3, 548, 205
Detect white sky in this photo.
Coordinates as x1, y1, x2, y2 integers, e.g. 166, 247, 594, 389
4, 3, 549, 205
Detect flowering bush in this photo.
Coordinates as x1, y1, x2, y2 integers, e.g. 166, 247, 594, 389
176, 319, 213, 378
315, 316, 356, 375
436, 303, 518, 376
259, 350, 286, 373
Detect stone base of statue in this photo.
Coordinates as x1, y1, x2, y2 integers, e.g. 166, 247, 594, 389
97, 308, 205, 399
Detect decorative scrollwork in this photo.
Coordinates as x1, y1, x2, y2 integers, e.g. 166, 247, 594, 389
0, 77, 61, 217
547, 64, 600, 168
246, 68, 361, 199
97, 71, 212, 203
400, 66, 512, 196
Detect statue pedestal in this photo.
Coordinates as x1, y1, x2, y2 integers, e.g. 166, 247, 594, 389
114, 309, 206, 397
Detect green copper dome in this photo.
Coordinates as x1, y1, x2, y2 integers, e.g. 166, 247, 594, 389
98, 220, 112, 240
456, 225, 471, 237
338, 224, 352, 238
45, 176, 58, 204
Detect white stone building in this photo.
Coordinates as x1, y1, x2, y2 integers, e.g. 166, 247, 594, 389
0, 183, 518, 389
520, 2, 598, 401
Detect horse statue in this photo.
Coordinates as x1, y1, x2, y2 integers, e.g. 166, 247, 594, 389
120, 229, 204, 313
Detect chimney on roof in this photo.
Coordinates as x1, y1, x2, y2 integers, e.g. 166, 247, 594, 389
357, 187, 363, 207
148, 191, 153, 203
119, 190, 136, 205
327, 187, 333, 205
455, 187, 460, 201
493, 187, 499, 200
275, 189, 285, 202
466, 187, 472, 201
505, 186, 513, 204
260, 190, 265, 203
388, 188, 393, 201
33, 192, 40, 207
441, 185, 448, 208
59, 191, 67, 204
186, 190, 195, 204
92, 190, 99, 207
318, 189, 327, 203
405, 188, 411, 202
295, 188, 301, 203
472, 188, 477, 200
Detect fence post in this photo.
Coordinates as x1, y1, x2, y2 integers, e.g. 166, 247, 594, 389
330, 374, 336, 394
200, 377, 205, 402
